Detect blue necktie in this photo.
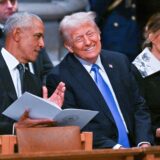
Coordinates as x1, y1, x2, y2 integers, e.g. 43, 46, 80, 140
91, 64, 130, 147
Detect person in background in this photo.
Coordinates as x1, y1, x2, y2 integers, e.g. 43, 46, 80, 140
89, 0, 141, 62
0, 11, 65, 134
132, 13, 160, 145
0, 0, 18, 45
0, 0, 54, 84
46, 11, 154, 149
136, 0, 160, 43
0, 0, 17, 22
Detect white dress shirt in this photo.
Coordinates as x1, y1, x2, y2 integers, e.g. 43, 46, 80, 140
1, 47, 22, 98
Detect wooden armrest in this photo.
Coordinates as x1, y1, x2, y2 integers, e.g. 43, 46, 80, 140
81, 132, 93, 151
0, 135, 16, 154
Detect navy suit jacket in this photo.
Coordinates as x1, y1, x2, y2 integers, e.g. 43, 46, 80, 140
0, 51, 51, 134
46, 50, 154, 148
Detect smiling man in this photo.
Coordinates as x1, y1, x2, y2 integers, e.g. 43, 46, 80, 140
46, 11, 154, 149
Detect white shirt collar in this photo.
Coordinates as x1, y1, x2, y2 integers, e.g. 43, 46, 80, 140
1, 47, 19, 71
74, 55, 105, 73
0, 23, 4, 30
132, 47, 160, 78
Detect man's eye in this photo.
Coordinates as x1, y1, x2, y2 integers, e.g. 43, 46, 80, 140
10, 0, 16, 4
0, 0, 16, 4
74, 37, 83, 43
34, 34, 43, 39
76, 38, 82, 42
87, 32, 95, 37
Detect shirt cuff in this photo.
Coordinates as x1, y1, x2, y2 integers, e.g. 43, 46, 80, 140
113, 144, 122, 149
137, 142, 151, 147
12, 123, 16, 135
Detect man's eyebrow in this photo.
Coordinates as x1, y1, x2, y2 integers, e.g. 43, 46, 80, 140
34, 33, 44, 36
0, 0, 16, 4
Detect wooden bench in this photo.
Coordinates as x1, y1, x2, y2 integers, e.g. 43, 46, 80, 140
0, 148, 143, 160
0, 126, 93, 154
142, 146, 160, 160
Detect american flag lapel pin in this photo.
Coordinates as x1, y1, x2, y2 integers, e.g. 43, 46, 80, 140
108, 64, 113, 68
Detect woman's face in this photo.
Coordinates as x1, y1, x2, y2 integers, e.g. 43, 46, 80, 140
149, 30, 160, 57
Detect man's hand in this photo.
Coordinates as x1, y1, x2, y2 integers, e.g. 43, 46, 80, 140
42, 82, 65, 108
15, 110, 57, 129
15, 82, 65, 129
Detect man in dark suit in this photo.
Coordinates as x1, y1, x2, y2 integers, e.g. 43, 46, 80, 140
0, 0, 54, 83
46, 11, 154, 149
0, 12, 65, 134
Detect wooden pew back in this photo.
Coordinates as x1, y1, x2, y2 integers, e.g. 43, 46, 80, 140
0, 126, 93, 154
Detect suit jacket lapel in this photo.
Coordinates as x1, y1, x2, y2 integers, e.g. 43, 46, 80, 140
0, 53, 17, 108
67, 54, 115, 123
101, 53, 120, 98
23, 69, 42, 97
101, 52, 127, 122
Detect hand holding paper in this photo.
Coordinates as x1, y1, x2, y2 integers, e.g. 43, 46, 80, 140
3, 92, 98, 129
15, 110, 56, 129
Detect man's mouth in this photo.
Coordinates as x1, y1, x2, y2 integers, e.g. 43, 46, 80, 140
85, 44, 95, 52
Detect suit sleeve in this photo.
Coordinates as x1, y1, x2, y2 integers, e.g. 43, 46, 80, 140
0, 94, 16, 134
125, 57, 154, 145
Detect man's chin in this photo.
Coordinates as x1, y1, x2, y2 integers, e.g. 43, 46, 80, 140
30, 56, 38, 62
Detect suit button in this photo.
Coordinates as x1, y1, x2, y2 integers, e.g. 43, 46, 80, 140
113, 22, 119, 27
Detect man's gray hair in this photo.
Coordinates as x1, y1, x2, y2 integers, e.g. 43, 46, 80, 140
59, 11, 98, 42
4, 11, 42, 35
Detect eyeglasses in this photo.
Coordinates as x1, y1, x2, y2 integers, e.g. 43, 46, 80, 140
0, 0, 17, 5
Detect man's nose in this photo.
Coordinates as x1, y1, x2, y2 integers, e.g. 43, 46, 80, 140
39, 38, 45, 48
84, 35, 91, 45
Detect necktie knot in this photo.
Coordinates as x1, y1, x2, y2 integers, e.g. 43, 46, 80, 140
17, 63, 24, 72
91, 64, 100, 83
17, 63, 25, 93
91, 64, 99, 72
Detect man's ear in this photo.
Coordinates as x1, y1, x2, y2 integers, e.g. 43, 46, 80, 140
64, 42, 73, 53
13, 28, 21, 42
